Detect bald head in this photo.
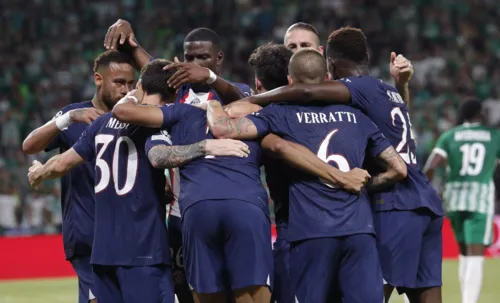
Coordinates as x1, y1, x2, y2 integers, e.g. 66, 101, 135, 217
288, 49, 327, 84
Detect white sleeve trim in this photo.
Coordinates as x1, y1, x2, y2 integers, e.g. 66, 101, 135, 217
151, 134, 172, 145
432, 147, 448, 159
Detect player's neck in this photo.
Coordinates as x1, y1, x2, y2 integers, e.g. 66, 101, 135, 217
91, 95, 110, 112
142, 95, 163, 106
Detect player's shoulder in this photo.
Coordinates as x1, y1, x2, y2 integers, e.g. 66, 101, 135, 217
60, 100, 93, 112
231, 82, 252, 96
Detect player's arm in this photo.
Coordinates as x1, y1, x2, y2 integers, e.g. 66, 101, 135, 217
112, 97, 164, 128
148, 139, 249, 169
239, 81, 351, 107
423, 149, 448, 181
164, 59, 246, 104
22, 108, 103, 154
28, 149, 84, 189
366, 146, 407, 193
104, 19, 154, 69
224, 101, 263, 118
207, 101, 260, 139
389, 52, 413, 105
261, 134, 370, 193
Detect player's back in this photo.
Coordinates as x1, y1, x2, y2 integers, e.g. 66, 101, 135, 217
45, 101, 95, 259
436, 123, 500, 213
340, 75, 443, 216
77, 113, 169, 266
160, 103, 268, 216
251, 103, 391, 242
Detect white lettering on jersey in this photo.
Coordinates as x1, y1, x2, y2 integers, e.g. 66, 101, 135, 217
296, 112, 357, 124
106, 118, 130, 130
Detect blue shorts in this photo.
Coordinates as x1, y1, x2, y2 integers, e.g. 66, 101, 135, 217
92, 265, 174, 303
271, 234, 294, 303
71, 256, 95, 303
169, 215, 194, 303
290, 234, 383, 303
374, 208, 443, 293
182, 199, 273, 293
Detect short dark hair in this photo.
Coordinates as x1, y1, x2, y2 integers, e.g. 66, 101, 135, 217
184, 28, 220, 50
139, 59, 177, 101
326, 27, 369, 65
288, 49, 327, 84
286, 22, 320, 37
248, 43, 293, 90
93, 50, 135, 73
458, 99, 483, 123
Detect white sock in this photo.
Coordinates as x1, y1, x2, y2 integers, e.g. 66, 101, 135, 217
462, 256, 484, 303
459, 254, 467, 293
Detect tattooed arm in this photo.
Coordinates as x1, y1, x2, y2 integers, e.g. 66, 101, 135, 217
207, 101, 259, 140
366, 146, 408, 193
148, 142, 206, 169
148, 139, 250, 169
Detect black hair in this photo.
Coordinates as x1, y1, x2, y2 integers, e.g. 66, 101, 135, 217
326, 27, 369, 66
458, 99, 483, 124
93, 50, 135, 73
184, 28, 221, 50
139, 59, 177, 101
248, 43, 293, 90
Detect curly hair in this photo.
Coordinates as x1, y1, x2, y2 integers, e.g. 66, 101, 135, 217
248, 43, 293, 90
326, 27, 369, 65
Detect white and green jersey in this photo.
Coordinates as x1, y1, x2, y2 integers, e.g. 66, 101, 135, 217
432, 122, 500, 214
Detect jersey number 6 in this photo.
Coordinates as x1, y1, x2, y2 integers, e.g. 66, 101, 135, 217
317, 129, 351, 188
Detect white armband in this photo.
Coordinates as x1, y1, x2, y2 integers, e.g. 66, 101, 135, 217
55, 112, 72, 130
206, 69, 217, 85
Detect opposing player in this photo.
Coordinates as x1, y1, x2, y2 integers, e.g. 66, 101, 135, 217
204, 49, 407, 303
424, 100, 499, 303
234, 27, 443, 303
27, 60, 251, 303
22, 50, 135, 303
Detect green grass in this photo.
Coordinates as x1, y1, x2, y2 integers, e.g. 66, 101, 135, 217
0, 259, 499, 302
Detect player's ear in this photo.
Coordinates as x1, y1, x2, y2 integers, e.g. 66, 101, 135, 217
318, 45, 324, 56
94, 72, 103, 87
216, 51, 224, 67
287, 75, 294, 85
255, 77, 263, 93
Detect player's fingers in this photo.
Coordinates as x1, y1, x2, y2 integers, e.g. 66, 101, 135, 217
128, 33, 138, 47
120, 32, 126, 45
166, 69, 185, 84
390, 52, 397, 63
399, 67, 413, 74
394, 61, 410, 69
110, 31, 122, 50
106, 26, 117, 49
174, 56, 181, 63
170, 73, 190, 89
95, 109, 105, 115
104, 28, 112, 48
164, 62, 186, 71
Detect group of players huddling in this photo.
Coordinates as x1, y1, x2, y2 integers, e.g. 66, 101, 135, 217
24, 17, 445, 303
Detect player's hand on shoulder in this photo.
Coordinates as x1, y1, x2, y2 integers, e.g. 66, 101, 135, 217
164, 57, 211, 89
104, 19, 138, 50
341, 168, 371, 194
224, 101, 262, 118
389, 52, 414, 85
203, 139, 250, 158
69, 108, 105, 124
28, 160, 43, 189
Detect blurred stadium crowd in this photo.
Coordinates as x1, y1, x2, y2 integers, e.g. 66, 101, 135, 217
1, 0, 500, 235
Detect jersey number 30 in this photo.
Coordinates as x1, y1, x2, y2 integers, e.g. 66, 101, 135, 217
94, 134, 138, 195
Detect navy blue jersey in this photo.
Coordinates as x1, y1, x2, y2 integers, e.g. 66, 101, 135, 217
340, 76, 443, 216
73, 112, 170, 266
176, 82, 251, 105
45, 101, 95, 260
247, 104, 392, 242
155, 103, 268, 216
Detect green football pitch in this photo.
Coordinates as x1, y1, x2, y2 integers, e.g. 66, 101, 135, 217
0, 259, 499, 302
